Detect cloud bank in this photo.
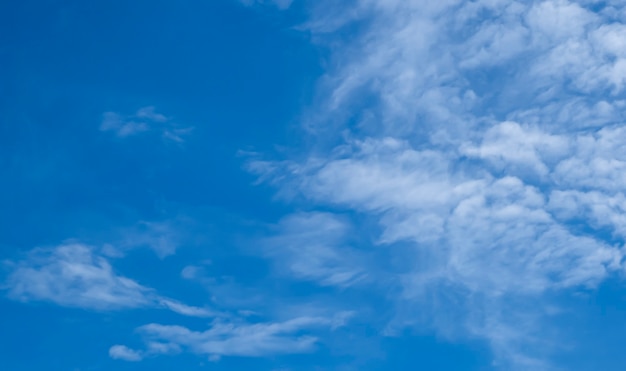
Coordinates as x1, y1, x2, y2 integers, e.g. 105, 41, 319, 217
250, 0, 626, 368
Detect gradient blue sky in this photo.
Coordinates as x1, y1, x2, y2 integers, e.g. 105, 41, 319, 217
3, 1, 626, 370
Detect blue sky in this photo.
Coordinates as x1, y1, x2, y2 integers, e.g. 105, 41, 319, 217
3, 0, 626, 370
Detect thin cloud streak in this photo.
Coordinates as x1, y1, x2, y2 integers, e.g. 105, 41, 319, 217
100, 106, 193, 142
111, 313, 351, 362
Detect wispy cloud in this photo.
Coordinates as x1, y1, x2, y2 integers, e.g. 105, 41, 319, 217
109, 345, 143, 362
4, 241, 352, 364
115, 220, 185, 258
100, 217, 205, 259
239, 0, 293, 10
3, 243, 213, 317
112, 314, 347, 362
99, 106, 192, 142
5, 243, 152, 310
262, 212, 366, 287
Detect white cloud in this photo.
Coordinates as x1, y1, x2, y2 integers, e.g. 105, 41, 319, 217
293, 138, 463, 213
461, 121, 570, 179
99, 106, 192, 142
109, 345, 143, 362
265, 141, 622, 294
443, 179, 621, 293
553, 125, 626, 192
525, 0, 596, 43
4, 243, 213, 317
549, 189, 626, 238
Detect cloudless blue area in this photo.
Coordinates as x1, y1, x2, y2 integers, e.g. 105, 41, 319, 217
1, 0, 315, 249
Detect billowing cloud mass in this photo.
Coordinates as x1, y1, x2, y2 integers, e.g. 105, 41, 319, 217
250, 0, 626, 368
